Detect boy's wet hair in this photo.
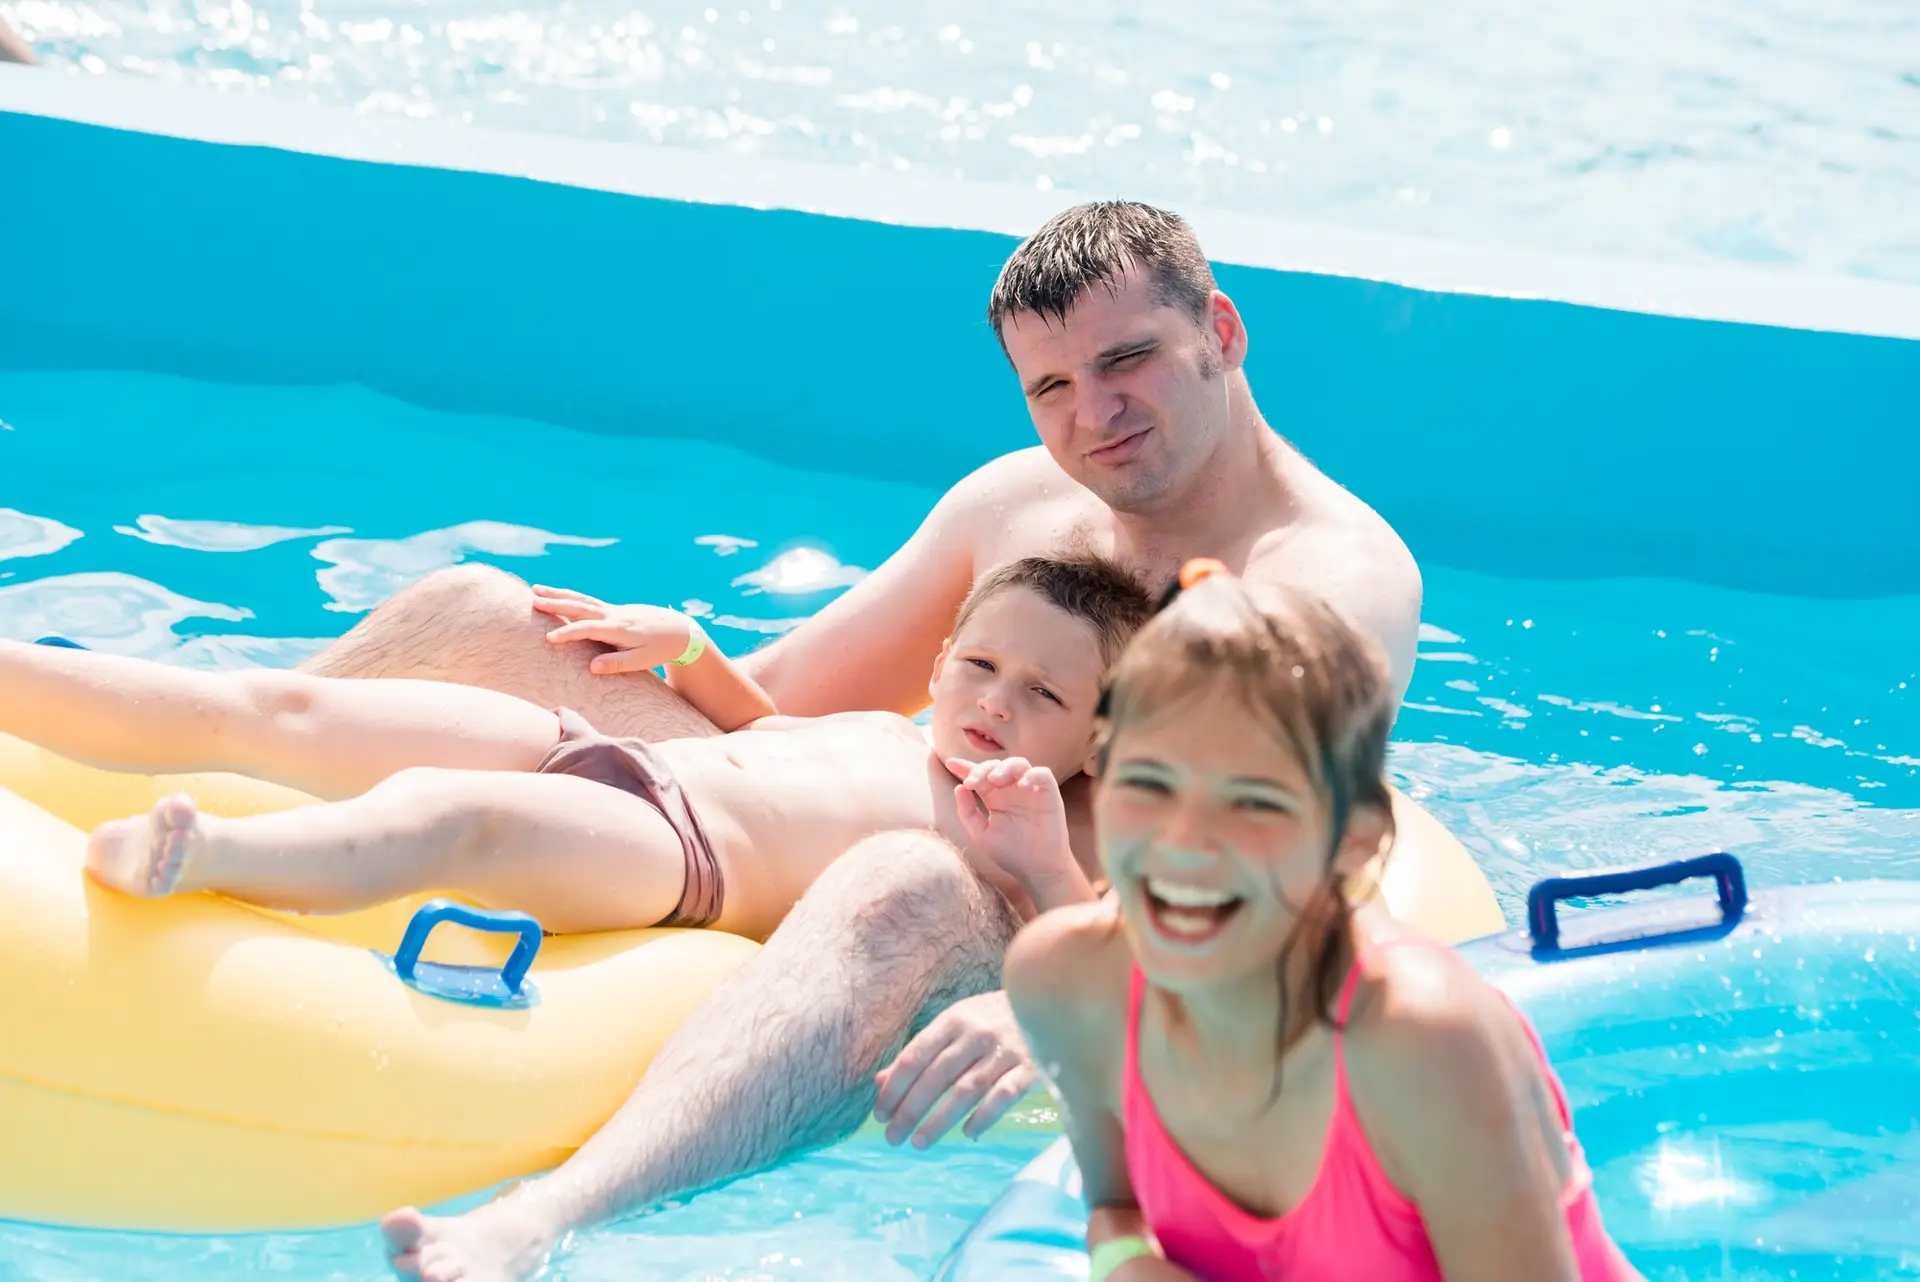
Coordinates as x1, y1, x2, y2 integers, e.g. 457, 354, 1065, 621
1096, 565, 1397, 1036
953, 555, 1155, 669
986, 201, 1218, 353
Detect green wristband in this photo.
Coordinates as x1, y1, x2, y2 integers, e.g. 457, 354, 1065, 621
668, 618, 707, 667
1088, 1234, 1155, 1282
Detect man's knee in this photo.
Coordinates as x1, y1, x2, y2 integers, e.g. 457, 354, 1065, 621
304, 563, 538, 678
808, 832, 1014, 964
390, 563, 531, 623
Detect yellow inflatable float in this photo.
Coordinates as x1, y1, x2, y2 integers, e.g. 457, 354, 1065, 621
0, 734, 1501, 1233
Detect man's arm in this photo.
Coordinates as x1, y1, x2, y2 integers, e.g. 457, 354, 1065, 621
739, 451, 1050, 717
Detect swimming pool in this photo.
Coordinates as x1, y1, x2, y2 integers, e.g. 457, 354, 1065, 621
1, 368, 1916, 1278
3, 70, 1918, 1280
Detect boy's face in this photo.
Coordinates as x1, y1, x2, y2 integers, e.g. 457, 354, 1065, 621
928, 586, 1110, 782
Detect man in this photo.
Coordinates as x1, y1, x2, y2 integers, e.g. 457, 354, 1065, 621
344, 201, 1422, 1281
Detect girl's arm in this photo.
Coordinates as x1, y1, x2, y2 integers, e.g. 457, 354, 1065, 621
661, 635, 778, 731
1348, 951, 1587, 1282
1005, 907, 1199, 1282
533, 595, 776, 730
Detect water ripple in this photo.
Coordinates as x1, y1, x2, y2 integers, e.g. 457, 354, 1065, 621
311, 520, 617, 612
0, 570, 250, 655
115, 513, 353, 552
0, 507, 84, 561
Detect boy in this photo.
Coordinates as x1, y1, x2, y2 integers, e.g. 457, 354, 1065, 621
2, 556, 1151, 939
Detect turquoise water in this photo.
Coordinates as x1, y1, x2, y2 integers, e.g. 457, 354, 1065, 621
2, 367, 1918, 1277
0, 1138, 1053, 1279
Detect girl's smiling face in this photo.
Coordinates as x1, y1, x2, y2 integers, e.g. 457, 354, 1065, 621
1095, 682, 1385, 991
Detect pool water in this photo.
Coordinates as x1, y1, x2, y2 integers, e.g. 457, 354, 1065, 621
0, 1135, 1055, 1279
2, 367, 1917, 1278
6, 0, 1916, 283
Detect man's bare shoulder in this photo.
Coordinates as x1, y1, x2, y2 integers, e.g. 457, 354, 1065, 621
1246, 513, 1421, 601
1243, 494, 1423, 697
944, 447, 1105, 553
958, 445, 1074, 498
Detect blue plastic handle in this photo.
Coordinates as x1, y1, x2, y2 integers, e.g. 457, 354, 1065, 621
1527, 852, 1746, 952
393, 899, 543, 996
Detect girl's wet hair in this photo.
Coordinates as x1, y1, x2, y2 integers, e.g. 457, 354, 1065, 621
1096, 560, 1398, 1038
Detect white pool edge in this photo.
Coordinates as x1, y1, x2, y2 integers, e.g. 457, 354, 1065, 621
4, 64, 1920, 342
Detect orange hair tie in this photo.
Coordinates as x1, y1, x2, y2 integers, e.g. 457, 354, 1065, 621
1178, 557, 1229, 589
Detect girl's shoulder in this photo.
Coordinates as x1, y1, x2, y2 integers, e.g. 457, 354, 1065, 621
1340, 925, 1562, 1177
1343, 927, 1531, 1084
1006, 897, 1132, 1006
1004, 899, 1133, 1071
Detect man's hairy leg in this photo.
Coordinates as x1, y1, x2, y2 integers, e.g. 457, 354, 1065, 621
382, 831, 1016, 1282
301, 564, 720, 742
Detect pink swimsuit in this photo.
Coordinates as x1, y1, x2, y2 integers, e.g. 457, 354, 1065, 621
1121, 941, 1638, 1281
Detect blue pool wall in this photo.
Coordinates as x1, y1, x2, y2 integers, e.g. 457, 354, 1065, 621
3, 68, 1917, 599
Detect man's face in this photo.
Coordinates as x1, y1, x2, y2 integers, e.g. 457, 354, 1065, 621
1000, 268, 1241, 515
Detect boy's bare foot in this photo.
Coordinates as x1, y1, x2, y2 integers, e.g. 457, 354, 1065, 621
381, 1200, 563, 1282
86, 793, 203, 896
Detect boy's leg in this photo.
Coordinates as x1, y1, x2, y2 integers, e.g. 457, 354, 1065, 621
0, 638, 561, 799
88, 766, 691, 932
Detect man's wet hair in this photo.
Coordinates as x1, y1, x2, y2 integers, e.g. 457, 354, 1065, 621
986, 201, 1218, 351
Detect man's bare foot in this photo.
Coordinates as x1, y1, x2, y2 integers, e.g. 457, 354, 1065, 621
86, 793, 203, 896
381, 1199, 563, 1282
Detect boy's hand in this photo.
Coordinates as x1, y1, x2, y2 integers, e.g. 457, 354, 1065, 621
946, 756, 1075, 890
532, 586, 699, 675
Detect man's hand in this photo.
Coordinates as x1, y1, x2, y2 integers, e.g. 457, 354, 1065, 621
872, 991, 1037, 1148
531, 586, 699, 675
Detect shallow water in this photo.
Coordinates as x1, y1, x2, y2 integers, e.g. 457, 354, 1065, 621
5, 0, 1917, 283
1, 367, 1916, 1277
0, 1134, 1055, 1280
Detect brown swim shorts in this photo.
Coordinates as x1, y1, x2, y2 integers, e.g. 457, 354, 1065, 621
533, 708, 724, 929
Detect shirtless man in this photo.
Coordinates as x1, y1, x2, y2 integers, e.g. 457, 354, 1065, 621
306, 200, 1421, 1281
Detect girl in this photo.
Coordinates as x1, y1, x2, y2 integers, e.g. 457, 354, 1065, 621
1003, 561, 1639, 1282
